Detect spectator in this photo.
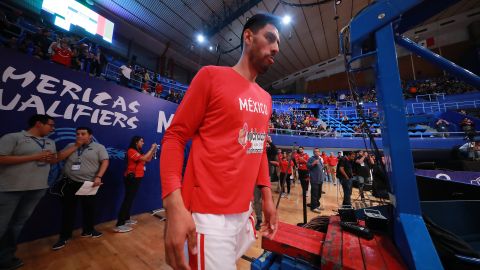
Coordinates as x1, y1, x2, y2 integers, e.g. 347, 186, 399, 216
119, 63, 133, 87
354, 151, 370, 202
52, 127, 109, 250
307, 148, 325, 213
327, 152, 338, 185
460, 118, 476, 141
90, 47, 106, 77
337, 151, 356, 206
435, 118, 450, 137
115, 136, 157, 233
51, 38, 73, 67
154, 80, 163, 98
458, 141, 480, 160
279, 152, 294, 198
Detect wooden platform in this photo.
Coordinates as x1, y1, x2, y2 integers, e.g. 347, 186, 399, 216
16, 181, 387, 269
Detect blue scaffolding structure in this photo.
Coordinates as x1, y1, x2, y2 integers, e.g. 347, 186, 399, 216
343, 0, 480, 269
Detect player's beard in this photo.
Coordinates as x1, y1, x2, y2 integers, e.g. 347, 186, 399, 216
249, 38, 273, 75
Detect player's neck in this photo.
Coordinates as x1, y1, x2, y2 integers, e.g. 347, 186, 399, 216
232, 55, 257, 82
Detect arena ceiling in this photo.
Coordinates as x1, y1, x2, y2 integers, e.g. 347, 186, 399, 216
91, 0, 480, 87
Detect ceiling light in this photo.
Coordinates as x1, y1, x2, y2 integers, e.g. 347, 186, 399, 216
335, 0, 342, 5
282, 15, 291, 25
208, 46, 213, 51
197, 34, 205, 43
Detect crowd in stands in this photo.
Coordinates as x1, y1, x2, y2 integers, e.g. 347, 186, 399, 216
404, 77, 476, 99
0, 6, 186, 104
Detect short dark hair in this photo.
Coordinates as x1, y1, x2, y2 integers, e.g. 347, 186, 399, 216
240, 13, 281, 51
28, 114, 53, 128
76, 127, 93, 135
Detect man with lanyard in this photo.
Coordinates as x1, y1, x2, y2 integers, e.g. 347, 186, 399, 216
160, 14, 280, 270
337, 151, 356, 206
307, 148, 326, 213
0, 114, 81, 269
52, 127, 109, 250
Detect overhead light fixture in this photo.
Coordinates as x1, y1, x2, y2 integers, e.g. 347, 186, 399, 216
208, 46, 213, 51
335, 0, 342, 5
282, 15, 291, 25
85, 0, 94, 5
197, 34, 205, 43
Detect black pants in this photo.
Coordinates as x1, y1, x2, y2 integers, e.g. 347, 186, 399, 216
298, 170, 309, 195
279, 173, 292, 194
60, 179, 96, 239
116, 175, 142, 226
119, 75, 130, 87
310, 182, 323, 210
340, 178, 353, 206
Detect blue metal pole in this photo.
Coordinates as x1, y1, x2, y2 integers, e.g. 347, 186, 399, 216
395, 35, 480, 89
375, 23, 443, 270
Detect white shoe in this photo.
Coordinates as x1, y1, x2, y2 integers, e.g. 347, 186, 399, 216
114, 225, 133, 233
125, 219, 138, 225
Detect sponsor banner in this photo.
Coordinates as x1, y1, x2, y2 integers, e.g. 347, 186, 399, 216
415, 169, 480, 186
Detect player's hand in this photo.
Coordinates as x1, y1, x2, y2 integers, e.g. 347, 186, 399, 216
260, 188, 278, 239
164, 191, 196, 270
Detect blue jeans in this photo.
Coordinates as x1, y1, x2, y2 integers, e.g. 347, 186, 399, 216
0, 189, 46, 264
340, 178, 353, 206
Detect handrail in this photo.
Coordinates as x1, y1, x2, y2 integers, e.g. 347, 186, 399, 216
269, 128, 469, 139
104, 63, 187, 93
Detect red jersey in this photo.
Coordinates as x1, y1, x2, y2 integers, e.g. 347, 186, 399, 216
295, 153, 309, 171
124, 148, 145, 178
160, 66, 272, 214
279, 159, 294, 174
51, 46, 72, 67
328, 156, 338, 166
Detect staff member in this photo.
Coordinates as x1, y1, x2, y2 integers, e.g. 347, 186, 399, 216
52, 127, 109, 250
114, 136, 157, 233
0, 114, 80, 269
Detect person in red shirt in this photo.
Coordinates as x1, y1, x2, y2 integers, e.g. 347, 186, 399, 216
321, 151, 329, 182
328, 152, 339, 185
115, 136, 157, 233
279, 152, 294, 197
160, 14, 280, 270
51, 39, 72, 67
155, 82, 163, 98
295, 146, 310, 192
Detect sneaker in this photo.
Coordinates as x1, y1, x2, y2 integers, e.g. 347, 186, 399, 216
80, 232, 92, 237
312, 208, 322, 213
81, 230, 103, 238
91, 230, 103, 238
52, 239, 68, 250
125, 219, 137, 225
280, 193, 287, 198
114, 225, 133, 233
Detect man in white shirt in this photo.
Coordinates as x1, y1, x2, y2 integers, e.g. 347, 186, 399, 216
119, 63, 132, 87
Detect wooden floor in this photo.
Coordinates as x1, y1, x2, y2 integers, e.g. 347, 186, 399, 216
17, 181, 380, 269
